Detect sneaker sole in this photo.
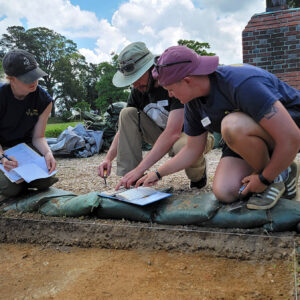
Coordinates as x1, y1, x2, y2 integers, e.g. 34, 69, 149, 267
283, 162, 300, 200
247, 186, 285, 210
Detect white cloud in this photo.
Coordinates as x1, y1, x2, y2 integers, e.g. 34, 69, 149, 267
0, 0, 266, 64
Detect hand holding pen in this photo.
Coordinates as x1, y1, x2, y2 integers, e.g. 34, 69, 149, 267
0, 154, 18, 171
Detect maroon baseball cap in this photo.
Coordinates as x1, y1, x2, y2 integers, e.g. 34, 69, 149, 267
152, 45, 219, 86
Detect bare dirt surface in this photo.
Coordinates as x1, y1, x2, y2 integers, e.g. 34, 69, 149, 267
0, 243, 295, 300
1, 149, 299, 299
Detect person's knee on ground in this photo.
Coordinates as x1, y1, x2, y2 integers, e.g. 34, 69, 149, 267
28, 176, 58, 191
212, 180, 239, 204
0, 175, 27, 197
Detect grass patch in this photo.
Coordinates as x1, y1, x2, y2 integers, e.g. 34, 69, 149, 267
45, 122, 82, 138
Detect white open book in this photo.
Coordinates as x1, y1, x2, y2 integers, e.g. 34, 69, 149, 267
98, 186, 171, 206
0, 143, 57, 183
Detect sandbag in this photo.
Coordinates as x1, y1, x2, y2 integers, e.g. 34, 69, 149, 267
95, 197, 156, 222
263, 198, 300, 232
1, 187, 76, 212
153, 193, 220, 225
39, 192, 100, 217
202, 201, 269, 229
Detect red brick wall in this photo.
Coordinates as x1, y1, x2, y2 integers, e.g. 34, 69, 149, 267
242, 8, 300, 90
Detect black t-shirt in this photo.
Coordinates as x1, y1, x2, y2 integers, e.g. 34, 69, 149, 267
0, 83, 53, 147
127, 84, 183, 129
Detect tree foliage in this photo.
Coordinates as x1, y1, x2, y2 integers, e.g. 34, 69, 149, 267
94, 59, 129, 114
178, 39, 215, 56
0, 26, 216, 117
0, 26, 130, 116
0, 26, 86, 115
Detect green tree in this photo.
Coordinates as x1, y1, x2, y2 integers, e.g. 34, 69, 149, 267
95, 56, 129, 114
178, 39, 216, 56
0, 26, 84, 116
83, 63, 101, 110
54, 52, 88, 112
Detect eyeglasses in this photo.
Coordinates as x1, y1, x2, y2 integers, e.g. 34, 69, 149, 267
118, 52, 149, 73
154, 56, 192, 74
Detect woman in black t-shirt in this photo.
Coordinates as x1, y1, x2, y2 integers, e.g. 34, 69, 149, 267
0, 49, 57, 197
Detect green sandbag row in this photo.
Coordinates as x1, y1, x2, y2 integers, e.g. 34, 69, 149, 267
95, 197, 156, 222
2, 188, 100, 217
2, 188, 76, 212
153, 193, 220, 225
1, 187, 300, 232
95, 192, 220, 224
96, 194, 300, 232
40, 192, 100, 217
263, 199, 300, 232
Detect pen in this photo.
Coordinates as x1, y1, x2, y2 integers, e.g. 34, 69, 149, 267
1, 154, 12, 161
238, 183, 248, 199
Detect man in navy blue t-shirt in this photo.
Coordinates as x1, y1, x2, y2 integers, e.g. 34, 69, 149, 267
137, 45, 300, 210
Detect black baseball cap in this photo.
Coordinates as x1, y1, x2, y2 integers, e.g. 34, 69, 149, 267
2, 49, 47, 84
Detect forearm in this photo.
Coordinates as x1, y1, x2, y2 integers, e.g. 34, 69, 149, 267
32, 137, 52, 156
136, 131, 180, 173
105, 131, 119, 162
262, 138, 300, 181
157, 144, 204, 178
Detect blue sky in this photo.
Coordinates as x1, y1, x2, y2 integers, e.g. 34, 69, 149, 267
0, 0, 266, 64
70, 0, 126, 51
70, 0, 124, 20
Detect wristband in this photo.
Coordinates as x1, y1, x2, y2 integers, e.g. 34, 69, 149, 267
258, 173, 272, 186
155, 170, 162, 180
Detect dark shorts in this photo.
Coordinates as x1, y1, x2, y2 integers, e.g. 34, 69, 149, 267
221, 144, 242, 159
221, 143, 276, 158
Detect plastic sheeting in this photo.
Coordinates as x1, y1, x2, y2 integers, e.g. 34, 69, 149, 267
47, 124, 103, 158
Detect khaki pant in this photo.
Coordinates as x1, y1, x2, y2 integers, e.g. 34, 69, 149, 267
0, 144, 58, 197
116, 107, 214, 182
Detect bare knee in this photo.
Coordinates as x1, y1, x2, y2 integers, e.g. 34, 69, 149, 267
213, 181, 238, 204
221, 112, 251, 147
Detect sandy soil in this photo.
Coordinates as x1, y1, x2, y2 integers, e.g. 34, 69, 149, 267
0, 243, 295, 300
1, 149, 299, 299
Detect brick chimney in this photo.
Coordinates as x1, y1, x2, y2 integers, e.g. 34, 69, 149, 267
242, 3, 300, 89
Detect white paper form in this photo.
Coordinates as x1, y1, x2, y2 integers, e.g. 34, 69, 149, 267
0, 143, 57, 183
98, 187, 171, 206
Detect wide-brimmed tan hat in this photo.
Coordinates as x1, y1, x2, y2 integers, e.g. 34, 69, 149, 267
113, 42, 155, 87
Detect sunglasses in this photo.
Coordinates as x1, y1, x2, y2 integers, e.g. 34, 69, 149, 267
118, 52, 149, 73
154, 56, 192, 74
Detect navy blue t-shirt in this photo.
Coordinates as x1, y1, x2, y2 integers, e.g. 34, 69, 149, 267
0, 83, 53, 147
184, 64, 300, 136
